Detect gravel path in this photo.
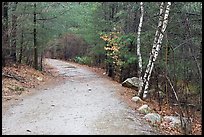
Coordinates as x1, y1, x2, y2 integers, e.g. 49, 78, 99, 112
2, 59, 160, 135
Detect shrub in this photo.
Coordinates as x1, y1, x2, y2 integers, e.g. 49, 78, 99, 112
74, 56, 92, 66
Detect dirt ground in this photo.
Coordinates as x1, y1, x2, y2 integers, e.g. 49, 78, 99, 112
2, 59, 201, 135
2, 59, 163, 135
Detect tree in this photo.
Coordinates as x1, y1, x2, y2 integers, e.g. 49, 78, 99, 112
33, 2, 38, 70
138, 2, 171, 99
2, 2, 9, 66
10, 2, 18, 62
137, 2, 144, 94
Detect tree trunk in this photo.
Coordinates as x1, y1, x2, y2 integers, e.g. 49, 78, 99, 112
2, 2, 9, 67
11, 2, 18, 62
137, 2, 144, 96
40, 52, 43, 71
139, 2, 171, 99
184, 15, 202, 80
18, 29, 24, 64
138, 2, 165, 98
33, 3, 38, 70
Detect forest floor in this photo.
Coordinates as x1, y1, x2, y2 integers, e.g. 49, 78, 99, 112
2, 58, 201, 135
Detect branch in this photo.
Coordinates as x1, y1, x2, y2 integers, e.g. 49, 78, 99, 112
2, 72, 25, 82
173, 38, 195, 51
176, 11, 201, 16
165, 75, 179, 102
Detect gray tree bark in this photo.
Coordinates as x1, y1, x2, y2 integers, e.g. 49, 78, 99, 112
11, 2, 18, 62
33, 3, 38, 70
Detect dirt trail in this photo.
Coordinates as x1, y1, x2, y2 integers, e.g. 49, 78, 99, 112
2, 59, 161, 135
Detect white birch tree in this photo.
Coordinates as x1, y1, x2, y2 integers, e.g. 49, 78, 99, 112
138, 2, 171, 99
137, 2, 144, 94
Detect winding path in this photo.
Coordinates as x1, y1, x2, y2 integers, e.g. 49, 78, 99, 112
2, 59, 160, 135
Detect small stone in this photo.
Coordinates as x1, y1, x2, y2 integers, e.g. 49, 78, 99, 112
144, 113, 161, 124
37, 77, 43, 81
137, 104, 151, 114
26, 129, 31, 132
131, 96, 142, 102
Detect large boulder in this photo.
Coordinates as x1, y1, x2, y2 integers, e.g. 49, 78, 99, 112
122, 77, 143, 90
163, 116, 192, 128
144, 113, 162, 125
137, 104, 151, 114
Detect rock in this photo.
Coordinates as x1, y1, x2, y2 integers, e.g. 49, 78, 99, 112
37, 77, 43, 81
137, 104, 151, 114
26, 129, 31, 132
163, 116, 180, 126
162, 116, 181, 128
144, 113, 161, 124
131, 96, 142, 103
163, 116, 192, 132
122, 77, 143, 90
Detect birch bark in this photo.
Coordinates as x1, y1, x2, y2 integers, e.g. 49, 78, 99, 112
137, 2, 144, 95
139, 2, 171, 99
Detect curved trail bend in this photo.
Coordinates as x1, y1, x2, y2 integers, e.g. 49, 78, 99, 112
2, 59, 160, 135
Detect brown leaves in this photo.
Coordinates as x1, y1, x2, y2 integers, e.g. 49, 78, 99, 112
117, 86, 202, 135
191, 118, 202, 135
2, 63, 53, 100
160, 120, 181, 135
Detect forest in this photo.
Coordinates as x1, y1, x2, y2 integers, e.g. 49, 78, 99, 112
2, 2, 202, 135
